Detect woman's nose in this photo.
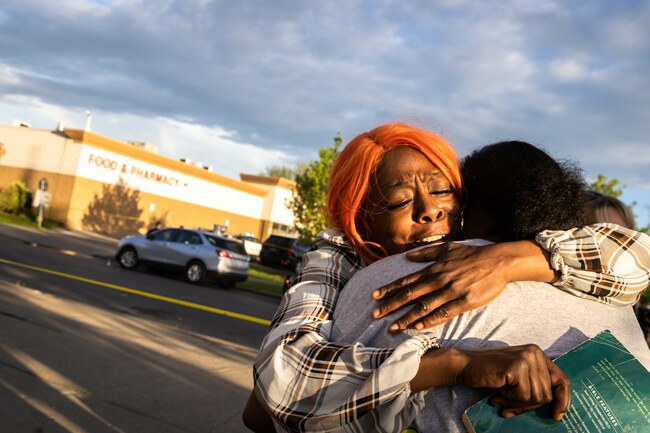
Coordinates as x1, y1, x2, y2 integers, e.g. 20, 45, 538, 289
413, 192, 445, 223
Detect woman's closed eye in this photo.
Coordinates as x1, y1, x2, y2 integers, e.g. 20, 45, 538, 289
385, 189, 453, 211
386, 199, 411, 211
430, 189, 454, 196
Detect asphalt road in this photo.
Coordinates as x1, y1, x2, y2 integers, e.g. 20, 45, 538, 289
0, 224, 280, 433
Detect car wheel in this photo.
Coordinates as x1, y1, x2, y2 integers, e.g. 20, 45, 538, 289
117, 247, 138, 269
186, 260, 206, 284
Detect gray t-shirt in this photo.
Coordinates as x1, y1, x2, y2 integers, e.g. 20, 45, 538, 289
332, 241, 650, 433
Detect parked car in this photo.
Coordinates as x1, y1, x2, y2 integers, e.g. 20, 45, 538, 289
115, 228, 249, 287
232, 234, 262, 258
259, 234, 311, 271
282, 274, 296, 293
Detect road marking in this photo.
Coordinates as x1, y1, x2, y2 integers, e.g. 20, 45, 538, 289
0, 258, 271, 326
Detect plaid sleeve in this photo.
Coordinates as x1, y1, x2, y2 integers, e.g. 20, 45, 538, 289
253, 229, 435, 432
536, 224, 650, 306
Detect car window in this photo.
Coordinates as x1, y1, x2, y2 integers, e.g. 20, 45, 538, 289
205, 235, 247, 255
152, 229, 178, 242
205, 235, 219, 248
223, 240, 247, 255
235, 235, 261, 243
266, 236, 297, 247
176, 230, 202, 245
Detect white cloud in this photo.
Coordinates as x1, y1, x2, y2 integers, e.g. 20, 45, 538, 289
93, 112, 301, 178
0, 66, 22, 86
0, 96, 298, 179
0, 0, 648, 225
549, 59, 590, 81
151, 117, 299, 177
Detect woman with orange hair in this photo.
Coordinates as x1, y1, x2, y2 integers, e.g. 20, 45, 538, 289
246, 122, 649, 432
327, 122, 463, 264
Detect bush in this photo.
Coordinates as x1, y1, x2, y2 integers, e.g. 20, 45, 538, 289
0, 181, 32, 215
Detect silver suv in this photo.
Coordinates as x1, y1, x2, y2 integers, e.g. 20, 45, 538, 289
116, 228, 249, 287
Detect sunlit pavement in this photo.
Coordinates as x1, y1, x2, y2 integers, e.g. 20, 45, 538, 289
0, 279, 257, 432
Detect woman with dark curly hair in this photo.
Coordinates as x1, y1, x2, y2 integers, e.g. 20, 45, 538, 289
460, 140, 587, 242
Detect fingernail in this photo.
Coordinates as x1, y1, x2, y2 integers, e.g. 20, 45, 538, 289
414, 322, 424, 330
371, 290, 380, 299
372, 309, 380, 318
389, 323, 399, 332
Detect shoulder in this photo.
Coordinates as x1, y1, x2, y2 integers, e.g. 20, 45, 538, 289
313, 229, 361, 260
317, 228, 350, 248
296, 229, 364, 287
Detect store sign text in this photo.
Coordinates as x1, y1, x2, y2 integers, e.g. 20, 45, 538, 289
88, 154, 181, 187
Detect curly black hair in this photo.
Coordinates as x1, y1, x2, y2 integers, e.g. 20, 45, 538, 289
460, 141, 587, 241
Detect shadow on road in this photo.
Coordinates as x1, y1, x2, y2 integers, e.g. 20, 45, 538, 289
0, 280, 255, 432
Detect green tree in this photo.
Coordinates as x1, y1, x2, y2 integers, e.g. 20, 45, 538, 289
261, 162, 309, 181
289, 132, 343, 244
261, 165, 298, 181
590, 174, 624, 198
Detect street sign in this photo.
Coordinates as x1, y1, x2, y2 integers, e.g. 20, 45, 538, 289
41, 192, 52, 208
33, 190, 52, 209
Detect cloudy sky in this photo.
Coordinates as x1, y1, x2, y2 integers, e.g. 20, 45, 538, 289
1, 0, 649, 226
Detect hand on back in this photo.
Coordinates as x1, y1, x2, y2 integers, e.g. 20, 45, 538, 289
372, 242, 511, 331
371, 240, 556, 331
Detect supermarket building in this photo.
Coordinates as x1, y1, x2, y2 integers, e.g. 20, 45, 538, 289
0, 124, 297, 240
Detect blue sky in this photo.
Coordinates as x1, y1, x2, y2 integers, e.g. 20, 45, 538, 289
1, 0, 649, 227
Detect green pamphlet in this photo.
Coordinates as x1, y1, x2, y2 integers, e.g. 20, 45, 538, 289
462, 330, 650, 433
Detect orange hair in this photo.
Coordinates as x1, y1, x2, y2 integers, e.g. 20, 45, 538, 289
327, 122, 462, 263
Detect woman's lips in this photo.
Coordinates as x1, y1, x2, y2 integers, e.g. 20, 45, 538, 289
414, 233, 447, 244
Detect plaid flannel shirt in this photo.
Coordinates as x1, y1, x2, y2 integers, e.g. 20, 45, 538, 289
254, 225, 650, 432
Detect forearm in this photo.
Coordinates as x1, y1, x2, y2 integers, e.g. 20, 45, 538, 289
497, 225, 650, 306
254, 232, 429, 431
255, 331, 433, 432
413, 344, 571, 421
536, 224, 650, 306
410, 347, 467, 392
496, 240, 559, 284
